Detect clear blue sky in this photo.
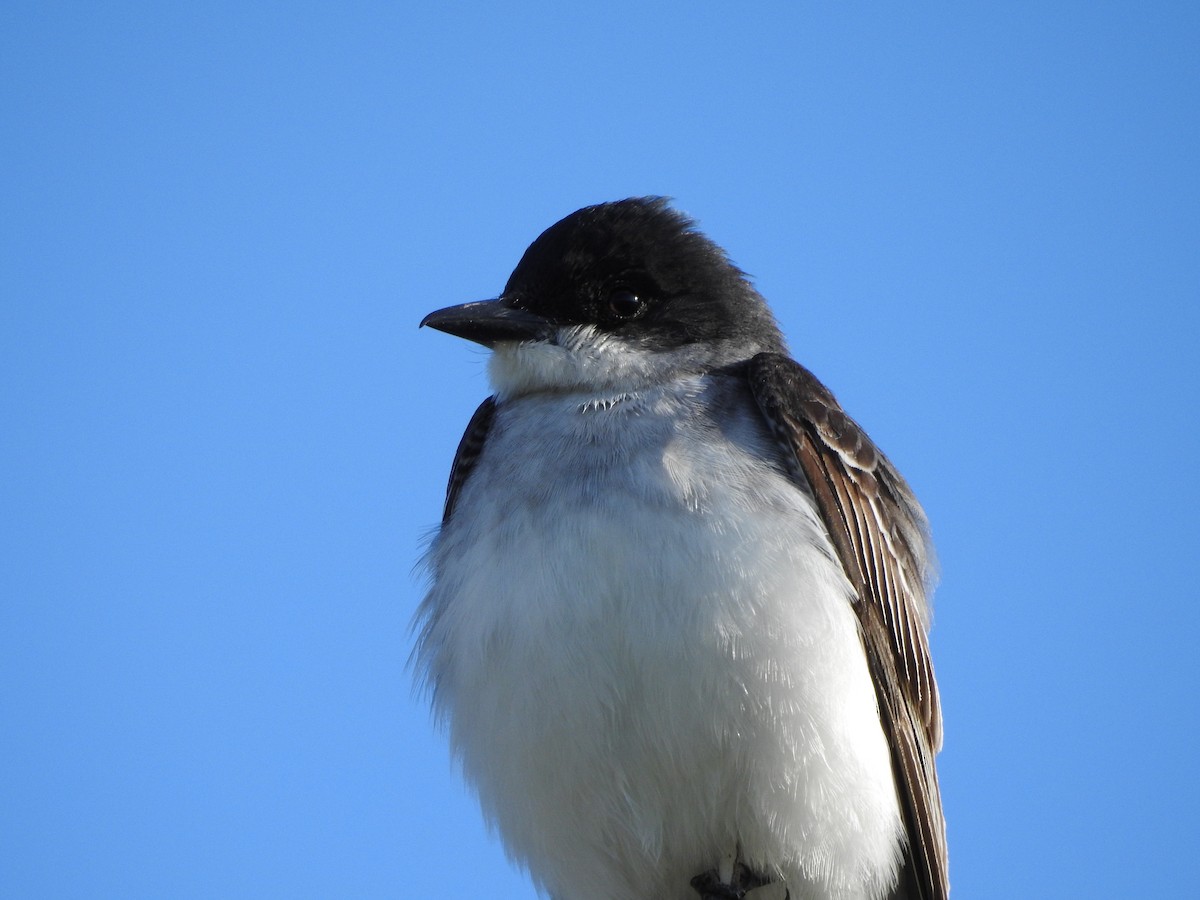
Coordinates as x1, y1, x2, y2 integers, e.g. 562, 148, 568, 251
3, 3, 1197, 897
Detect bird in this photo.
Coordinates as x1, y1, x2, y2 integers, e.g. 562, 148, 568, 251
414, 197, 947, 900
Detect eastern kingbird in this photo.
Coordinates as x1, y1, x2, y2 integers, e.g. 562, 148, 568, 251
415, 198, 947, 900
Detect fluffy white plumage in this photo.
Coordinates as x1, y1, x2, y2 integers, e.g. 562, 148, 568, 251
416, 331, 906, 900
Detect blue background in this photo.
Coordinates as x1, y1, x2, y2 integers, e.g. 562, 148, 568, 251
3, 3, 1197, 897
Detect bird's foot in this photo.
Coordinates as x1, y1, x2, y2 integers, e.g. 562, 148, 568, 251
689, 870, 742, 900
690, 862, 786, 900
743, 884, 788, 900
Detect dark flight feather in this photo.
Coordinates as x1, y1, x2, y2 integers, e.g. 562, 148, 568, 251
443, 396, 496, 522
747, 352, 948, 900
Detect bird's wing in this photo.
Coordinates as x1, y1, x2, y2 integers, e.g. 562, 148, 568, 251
442, 396, 497, 522
747, 353, 948, 900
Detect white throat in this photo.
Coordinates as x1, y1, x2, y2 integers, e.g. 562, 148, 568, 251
486, 325, 761, 400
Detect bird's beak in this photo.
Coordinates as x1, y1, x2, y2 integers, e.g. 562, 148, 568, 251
419, 299, 556, 348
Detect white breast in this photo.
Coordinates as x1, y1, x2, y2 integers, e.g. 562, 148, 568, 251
417, 375, 904, 900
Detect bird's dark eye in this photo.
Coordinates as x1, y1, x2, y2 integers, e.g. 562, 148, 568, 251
606, 288, 644, 320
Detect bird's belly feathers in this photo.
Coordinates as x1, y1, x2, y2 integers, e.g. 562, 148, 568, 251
418, 387, 904, 900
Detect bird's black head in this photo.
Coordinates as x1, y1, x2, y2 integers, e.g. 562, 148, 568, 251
502, 197, 783, 352
422, 198, 784, 357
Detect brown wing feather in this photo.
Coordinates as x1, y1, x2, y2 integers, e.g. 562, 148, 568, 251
747, 353, 948, 900
443, 396, 496, 522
